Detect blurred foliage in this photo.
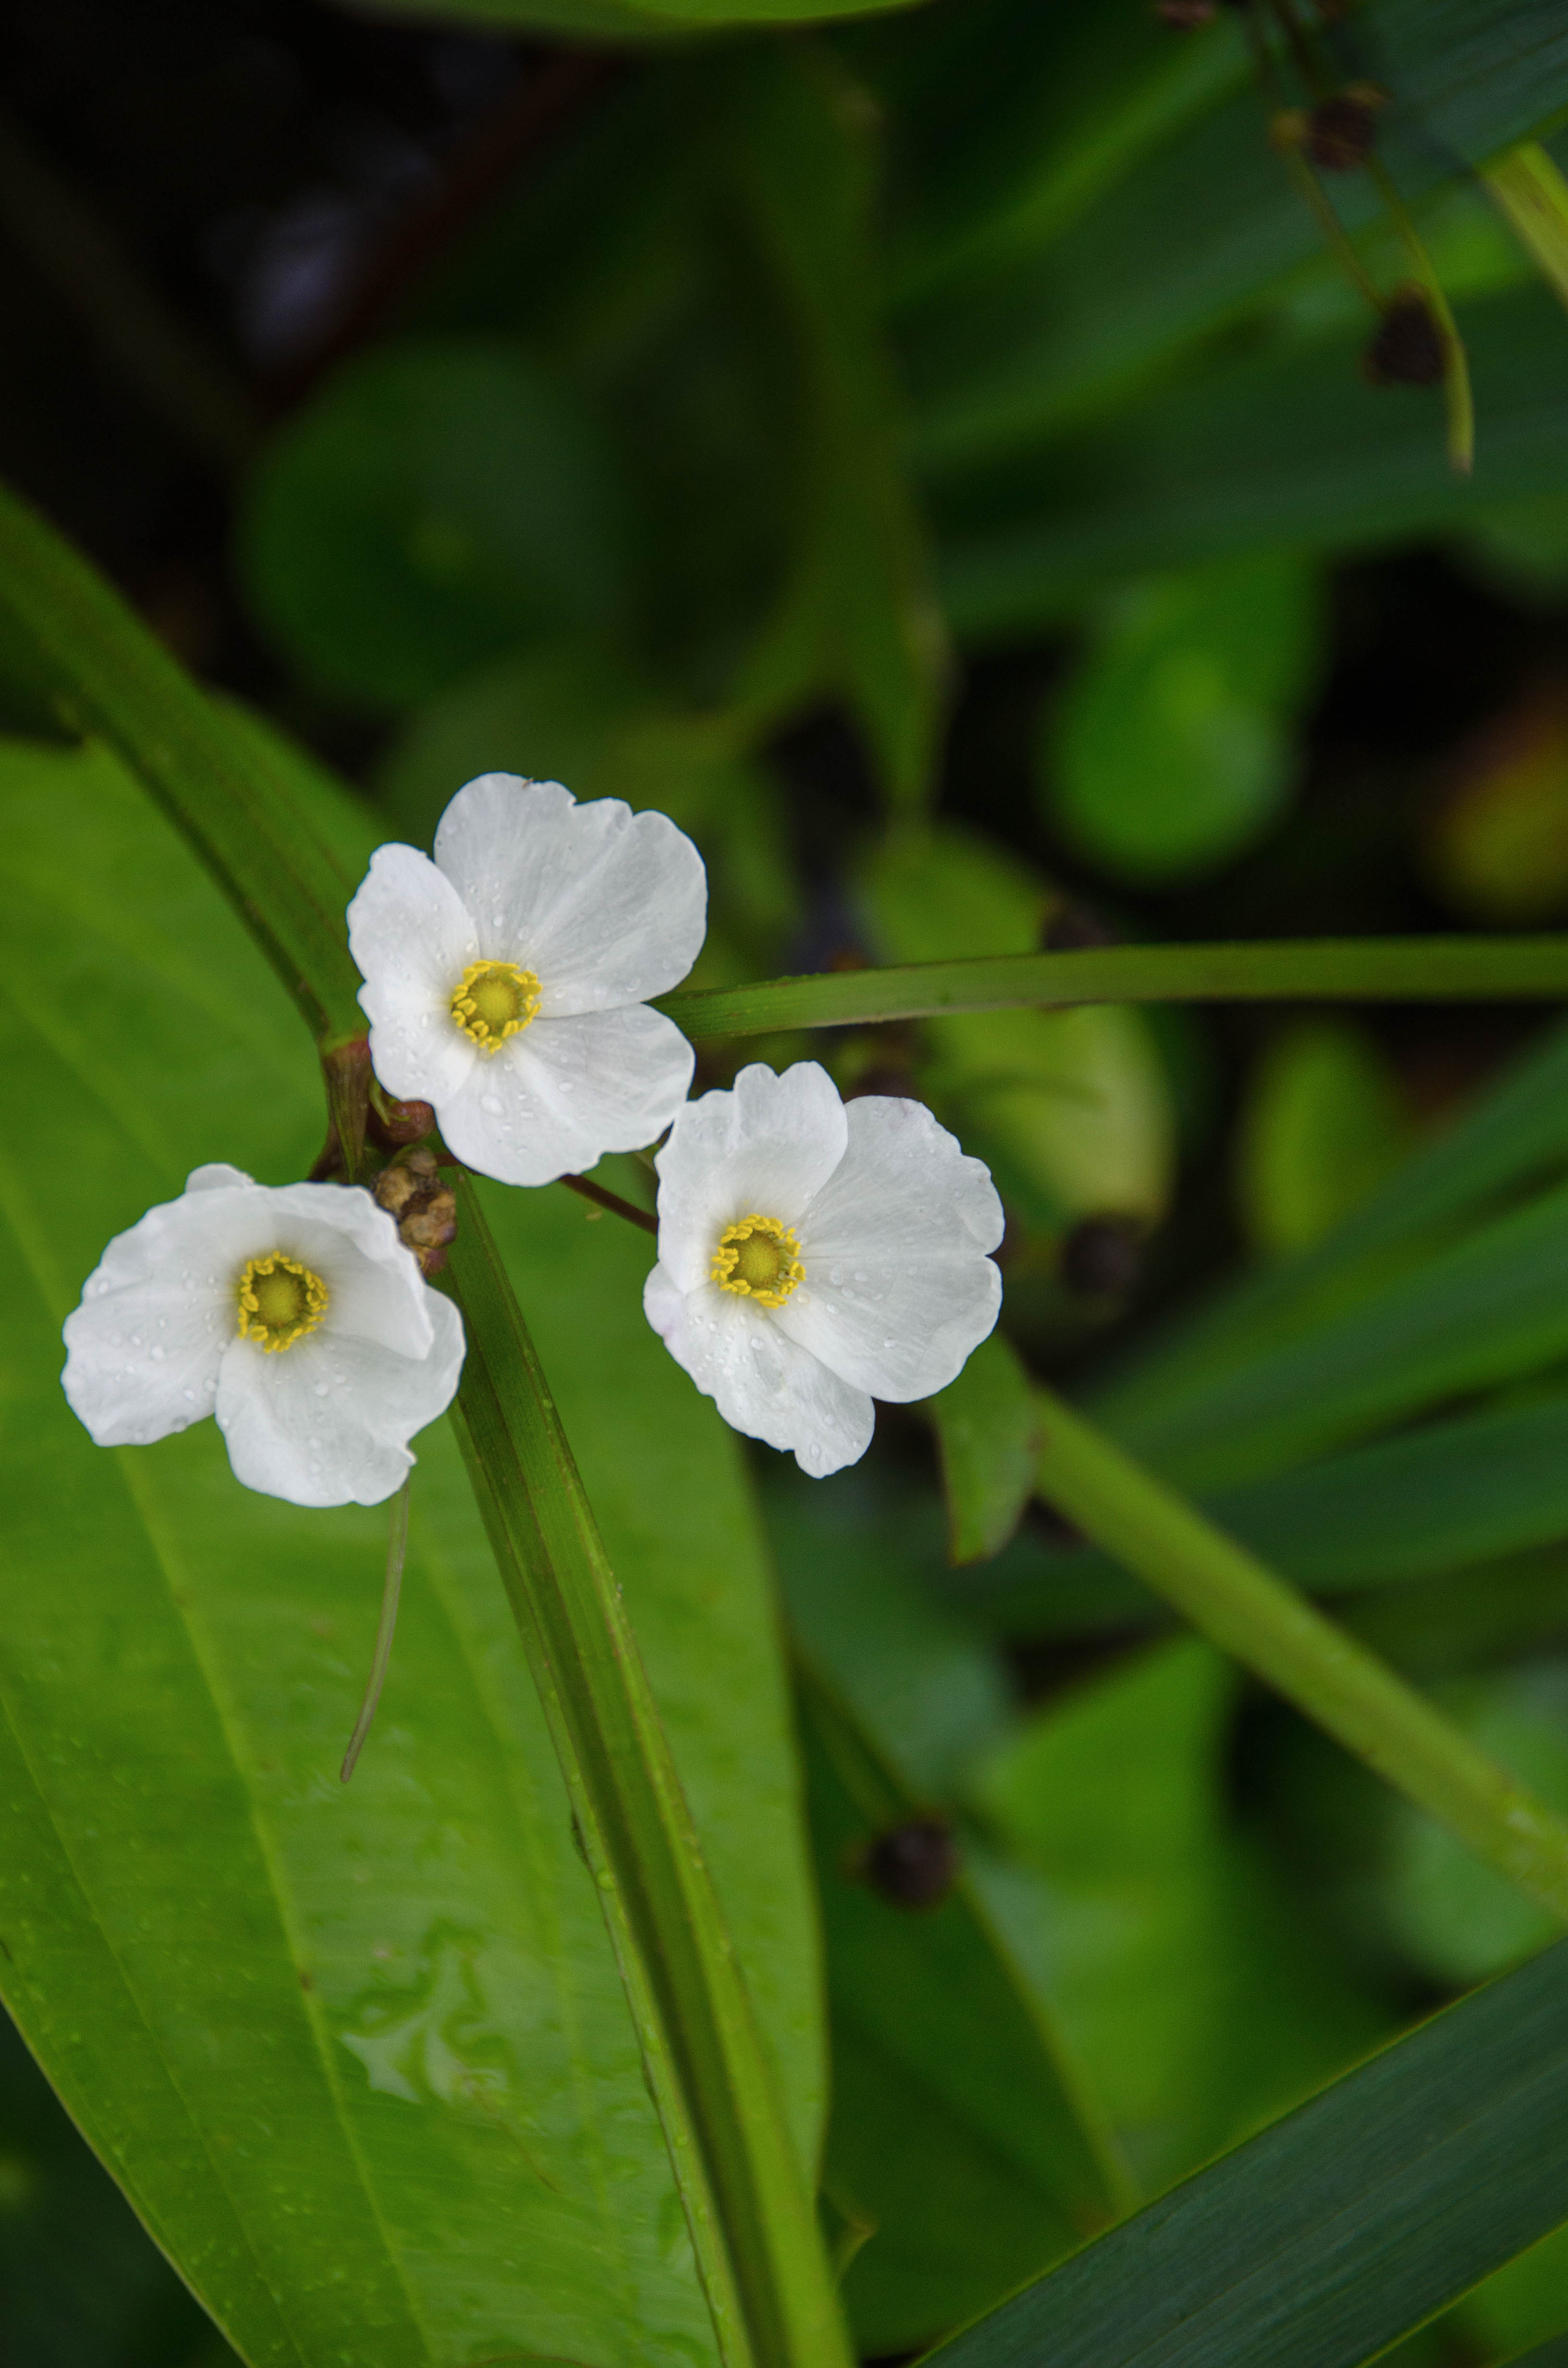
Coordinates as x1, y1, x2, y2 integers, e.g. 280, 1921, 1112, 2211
7, 0, 1568, 2361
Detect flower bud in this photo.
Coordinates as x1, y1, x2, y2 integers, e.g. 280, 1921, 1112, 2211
1364, 288, 1446, 387
1306, 90, 1382, 172
864, 1817, 958, 1910
373, 1148, 458, 1277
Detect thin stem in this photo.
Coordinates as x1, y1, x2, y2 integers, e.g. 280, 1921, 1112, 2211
340, 1480, 411, 1784
1281, 147, 1383, 307
1033, 1387, 1568, 1922
560, 1172, 659, 1235
656, 934, 1568, 1039
1366, 155, 1475, 474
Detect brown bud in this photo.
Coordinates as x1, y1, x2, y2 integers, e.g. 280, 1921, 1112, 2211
1306, 92, 1380, 172
1042, 900, 1118, 953
1154, 0, 1216, 24
1364, 288, 1446, 388
373, 1148, 457, 1277
864, 1817, 958, 1910
846, 1064, 922, 1102
369, 1095, 437, 1149
1060, 1214, 1145, 1300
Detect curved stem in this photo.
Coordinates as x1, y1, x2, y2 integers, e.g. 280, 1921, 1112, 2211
1033, 1387, 1568, 1922
340, 1480, 411, 1785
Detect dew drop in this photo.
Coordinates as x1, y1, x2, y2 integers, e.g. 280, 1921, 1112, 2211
314, 1382, 330, 1398
480, 1095, 503, 1115
149, 1346, 166, 1363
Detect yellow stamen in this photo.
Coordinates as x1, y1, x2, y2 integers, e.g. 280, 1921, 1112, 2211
711, 1214, 805, 1309
236, 1253, 329, 1353
451, 959, 541, 1054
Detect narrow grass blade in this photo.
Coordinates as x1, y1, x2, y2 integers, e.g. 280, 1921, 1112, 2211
658, 936, 1568, 1039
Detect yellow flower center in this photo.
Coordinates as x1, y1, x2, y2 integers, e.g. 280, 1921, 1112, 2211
711, 1215, 804, 1309
236, 1254, 329, 1353
451, 959, 541, 1055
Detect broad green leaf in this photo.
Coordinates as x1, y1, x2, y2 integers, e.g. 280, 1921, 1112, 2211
968, 1640, 1385, 2194
927, 1332, 1041, 1566
0, 483, 362, 1046
0, 731, 823, 2366
1045, 556, 1322, 885
0, 2012, 238, 2367
924, 1936, 1568, 2368
856, 823, 1175, 1228
1236, 1022, 1413, 1260
239, 340, 630, 710
798, 1668, 1122, 2357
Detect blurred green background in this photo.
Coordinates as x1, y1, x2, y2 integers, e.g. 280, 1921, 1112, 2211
8, 0, 1568, 2358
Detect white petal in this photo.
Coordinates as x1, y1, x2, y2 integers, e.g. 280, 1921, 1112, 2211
644, 1266, 873, 1479
186, 1162, 256, 1194
433, 774, 707, 1012
215, 1292, 465, 1509
261, 1183, 435, 1358
652, 1062, 848, 1295
777, 1097, 1004, 1401
347, 841, 480, 1105
61, 1181, 268, 1447
437, 1004, 694, 1186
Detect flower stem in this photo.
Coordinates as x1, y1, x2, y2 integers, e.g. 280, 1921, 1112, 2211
1365, 155, 1475, 474
1033, 1385, 1568, 1923
340, 1479, 411, 1784
559, 1172, 659, 1235
659, 934, 1568, 1039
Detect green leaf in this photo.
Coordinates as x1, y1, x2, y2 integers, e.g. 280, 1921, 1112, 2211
1236, 1022, 1413, 1261
0, 483, 363, 1046
922, 1936, 1568, 2368
0, 730, 829, 2365
725, 45, 947, 809
239, 339, 630, 710
1044, 555, 1322, 885
968, 1640, 1385, 2194
927, 1333, 1042, 1566
904, 0, 1568, 475
798, 1666, 1122, 2357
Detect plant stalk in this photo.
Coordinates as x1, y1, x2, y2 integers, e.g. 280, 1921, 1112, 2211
659, 934, 1568, 1039
1034, 1386, 1568, 1923
445, 1179, 850, 2368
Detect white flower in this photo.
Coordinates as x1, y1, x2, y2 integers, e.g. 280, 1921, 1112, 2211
61, 1166, 465, 1508
347, 773, 706, 1187
643, 1062, 1004, 1478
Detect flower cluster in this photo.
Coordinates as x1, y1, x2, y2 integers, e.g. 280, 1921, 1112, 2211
63, 771, 1003, 1501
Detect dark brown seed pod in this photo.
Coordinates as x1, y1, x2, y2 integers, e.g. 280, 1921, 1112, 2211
864, 1817, 959, 1910
369, 1094, 437, 1148
1364, 288, 1446, 388
1059, 1214, 1145, 1300
1306, 93, 1379, 171
1041, 900, 1118, 953
373, 1147, 458, 1277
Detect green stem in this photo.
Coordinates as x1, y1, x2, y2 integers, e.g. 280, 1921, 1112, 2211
1033, 1386, 1568, 1922
445, 1179, 851, 2368
1366, 156, 1475, 475
658, 934, 1568, 1039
